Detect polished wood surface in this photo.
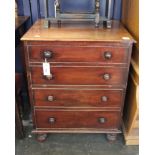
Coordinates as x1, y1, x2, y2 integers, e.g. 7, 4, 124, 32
33, 89, 123, 108
35, 110, 120, 129
21, 19, 134, 42
28, 45, 129, 64
30, 66, 127, 85
22, 19, 134, 142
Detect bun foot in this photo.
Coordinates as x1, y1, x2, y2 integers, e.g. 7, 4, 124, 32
106, 133, 117, 142
36, 133, 47, 142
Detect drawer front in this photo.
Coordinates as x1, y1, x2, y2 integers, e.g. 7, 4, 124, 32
30, 66, 127, 85
28, 46, 128, 64
35, 110, 120, 129
33, 89, 123, 108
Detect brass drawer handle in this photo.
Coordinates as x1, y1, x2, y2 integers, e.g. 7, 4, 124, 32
49, 117, 55, 124
43, 51, 53, 59
47, 96, 54, 102
101, 96, 108, 102
104, 51, 112, 59
98, 117, 106, 124
103, 73, 111, 80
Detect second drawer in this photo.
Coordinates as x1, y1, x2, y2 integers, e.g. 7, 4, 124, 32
30, 66, 127, 85
33, 89, 123, 108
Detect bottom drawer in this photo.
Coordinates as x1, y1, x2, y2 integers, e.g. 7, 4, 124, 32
35, 110, 121, 129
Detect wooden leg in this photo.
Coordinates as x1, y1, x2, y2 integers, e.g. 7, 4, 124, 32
106, 20, 112, 29
106, 133, 117, 142
36, 133, 47, 142
58, 20, 61, 27
43, 20, 49, 28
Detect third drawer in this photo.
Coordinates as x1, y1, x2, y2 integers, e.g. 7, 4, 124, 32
33, 89, 124, 108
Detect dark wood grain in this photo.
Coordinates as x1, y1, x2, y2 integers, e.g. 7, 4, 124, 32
35, 110, 121, 129
26, 41, 132, 47
21, 20, 135, 43
30, 66, 127, 85
28, 46, 129, 64
33, 89, 123, 108
21, 20, 134, 140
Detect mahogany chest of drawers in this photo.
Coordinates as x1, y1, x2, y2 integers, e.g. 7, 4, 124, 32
21, 20, 135, 142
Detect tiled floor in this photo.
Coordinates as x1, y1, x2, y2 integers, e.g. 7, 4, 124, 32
16, 127, 139, 155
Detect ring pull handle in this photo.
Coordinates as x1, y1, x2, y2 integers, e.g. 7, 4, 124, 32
49, 117, 55, 124
104, 51, 112, 60
103, 73, 111, 80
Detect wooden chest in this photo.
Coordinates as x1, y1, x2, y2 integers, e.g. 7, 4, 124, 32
21, 20, 135, 142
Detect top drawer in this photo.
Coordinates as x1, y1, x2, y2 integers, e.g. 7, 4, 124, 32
28, 46, 129, 64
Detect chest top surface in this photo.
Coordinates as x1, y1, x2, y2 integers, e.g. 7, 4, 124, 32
21, 19, 134, 43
